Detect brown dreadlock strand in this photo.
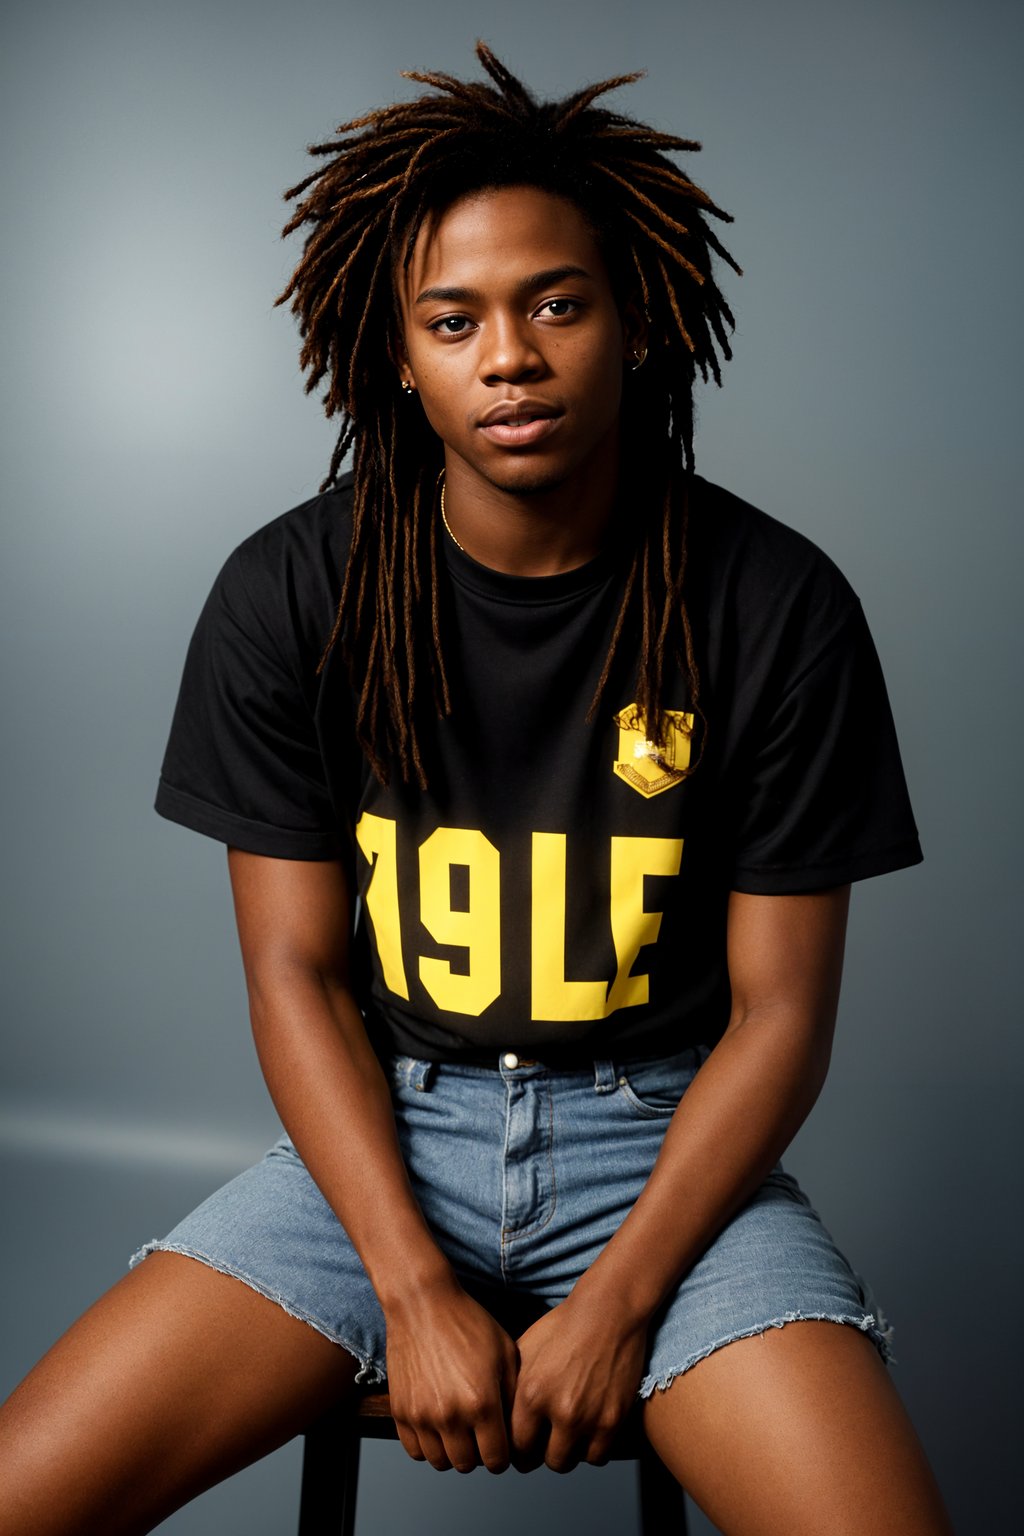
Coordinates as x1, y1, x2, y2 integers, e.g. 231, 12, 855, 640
276, 40, 740, 786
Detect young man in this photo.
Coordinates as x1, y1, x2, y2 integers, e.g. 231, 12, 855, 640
0, 45, 953, 1534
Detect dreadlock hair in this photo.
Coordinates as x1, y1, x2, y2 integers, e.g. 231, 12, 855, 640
276, 41, 740, 788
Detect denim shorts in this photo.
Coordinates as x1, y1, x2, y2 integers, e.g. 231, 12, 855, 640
131, 1046, 894, 1396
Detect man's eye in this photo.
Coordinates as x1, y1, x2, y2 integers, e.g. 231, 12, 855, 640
430, 315, 472, 335
539, 299, 578, 318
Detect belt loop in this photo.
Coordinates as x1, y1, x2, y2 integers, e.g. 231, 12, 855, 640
593, 1059, 618, 1093
409, 1058, 437, 1092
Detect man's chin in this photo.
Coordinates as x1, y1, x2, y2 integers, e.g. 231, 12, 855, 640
485, 466, 571, 498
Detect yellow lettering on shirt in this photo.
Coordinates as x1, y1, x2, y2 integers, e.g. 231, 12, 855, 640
605, 836, 684, 1012
418, 827, 501, 1016
530, 833, 608, 1020
354, 812, 409, 999
356, 819, 683, 1020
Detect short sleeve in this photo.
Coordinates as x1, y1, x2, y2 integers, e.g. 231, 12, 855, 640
155, 546, 345, 860
729, 602, 922, 893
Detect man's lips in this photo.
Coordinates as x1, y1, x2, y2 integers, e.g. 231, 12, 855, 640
477, 397, 561, 426
476, 398, 563, 447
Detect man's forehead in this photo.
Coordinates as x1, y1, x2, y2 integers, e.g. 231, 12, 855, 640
398, 187, 604, 300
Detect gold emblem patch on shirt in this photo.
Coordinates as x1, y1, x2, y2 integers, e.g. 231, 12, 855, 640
613, 705, 694, 798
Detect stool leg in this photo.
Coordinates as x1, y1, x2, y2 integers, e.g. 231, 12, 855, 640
298, 1414, 361, 1536
638, 1438, 689, 1534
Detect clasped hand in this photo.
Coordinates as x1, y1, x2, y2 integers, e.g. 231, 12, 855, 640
384, 1280, 648, 1474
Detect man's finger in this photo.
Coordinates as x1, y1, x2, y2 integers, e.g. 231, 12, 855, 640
473, 1402, 512, 1474
544, 1423, 581, 1475
509, 1404, 547, 1472
394, 1420, 427, 1463
583, 1428, 617, 1467
413, 1425, 453, 1472
440, 1424, 480, 1474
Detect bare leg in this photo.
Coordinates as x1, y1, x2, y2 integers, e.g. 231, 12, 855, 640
0, 1253, 361, 1536
642, 1320, 953, 1536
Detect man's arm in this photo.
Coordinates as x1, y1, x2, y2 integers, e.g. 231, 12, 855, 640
226, 848, 518, 1473
509, 885, 851, 1471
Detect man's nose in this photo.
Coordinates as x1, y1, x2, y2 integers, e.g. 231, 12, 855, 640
479, 316, 544, 382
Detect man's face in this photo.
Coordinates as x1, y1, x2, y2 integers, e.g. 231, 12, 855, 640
395, 185, 638, 500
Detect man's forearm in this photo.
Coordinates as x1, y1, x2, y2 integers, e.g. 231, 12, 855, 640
247, 967, 455, 1311
570, 1007, 832, 1327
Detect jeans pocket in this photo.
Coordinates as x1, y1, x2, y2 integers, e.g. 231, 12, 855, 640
616, 1046, 703, 1118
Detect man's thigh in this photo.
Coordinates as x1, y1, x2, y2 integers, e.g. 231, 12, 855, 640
0, 1251, 360, 1536
642, 1319, 952, 1536
132, 1133, 390, 1384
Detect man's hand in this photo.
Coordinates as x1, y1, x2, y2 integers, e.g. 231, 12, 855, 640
509, 1294, 648, 1472
383, 1276, 520, 1474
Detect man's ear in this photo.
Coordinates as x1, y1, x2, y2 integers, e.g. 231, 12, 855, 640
388, 326, 416, 392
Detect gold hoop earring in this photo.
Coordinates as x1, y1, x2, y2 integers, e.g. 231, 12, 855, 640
629, 346, 648, 372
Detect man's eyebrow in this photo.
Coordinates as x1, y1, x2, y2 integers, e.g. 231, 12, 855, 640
414, 265, 595, 306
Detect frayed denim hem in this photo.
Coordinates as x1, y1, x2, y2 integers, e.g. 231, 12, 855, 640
129, 1239, 388, 1387
638, 1309, 896, 1399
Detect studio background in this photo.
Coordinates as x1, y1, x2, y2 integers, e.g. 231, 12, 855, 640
2, 1, 1020, 1531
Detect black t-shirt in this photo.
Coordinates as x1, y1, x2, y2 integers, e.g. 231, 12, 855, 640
156, 473, 922, 1061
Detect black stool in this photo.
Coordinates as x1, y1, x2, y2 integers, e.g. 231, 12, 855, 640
298, 1388, 687, 1535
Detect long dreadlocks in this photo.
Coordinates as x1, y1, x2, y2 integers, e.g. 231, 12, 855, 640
276, 41, 740, 787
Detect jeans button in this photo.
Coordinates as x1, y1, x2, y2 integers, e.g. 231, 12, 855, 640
502, 1051, 519, 1069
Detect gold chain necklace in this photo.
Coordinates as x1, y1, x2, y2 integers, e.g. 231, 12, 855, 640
439, 479, 466, 553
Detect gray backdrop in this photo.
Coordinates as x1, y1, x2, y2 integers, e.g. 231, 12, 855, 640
2, 1, 1020, 1531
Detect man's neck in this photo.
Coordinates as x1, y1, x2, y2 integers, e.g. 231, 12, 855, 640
441, 443, 620, 577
